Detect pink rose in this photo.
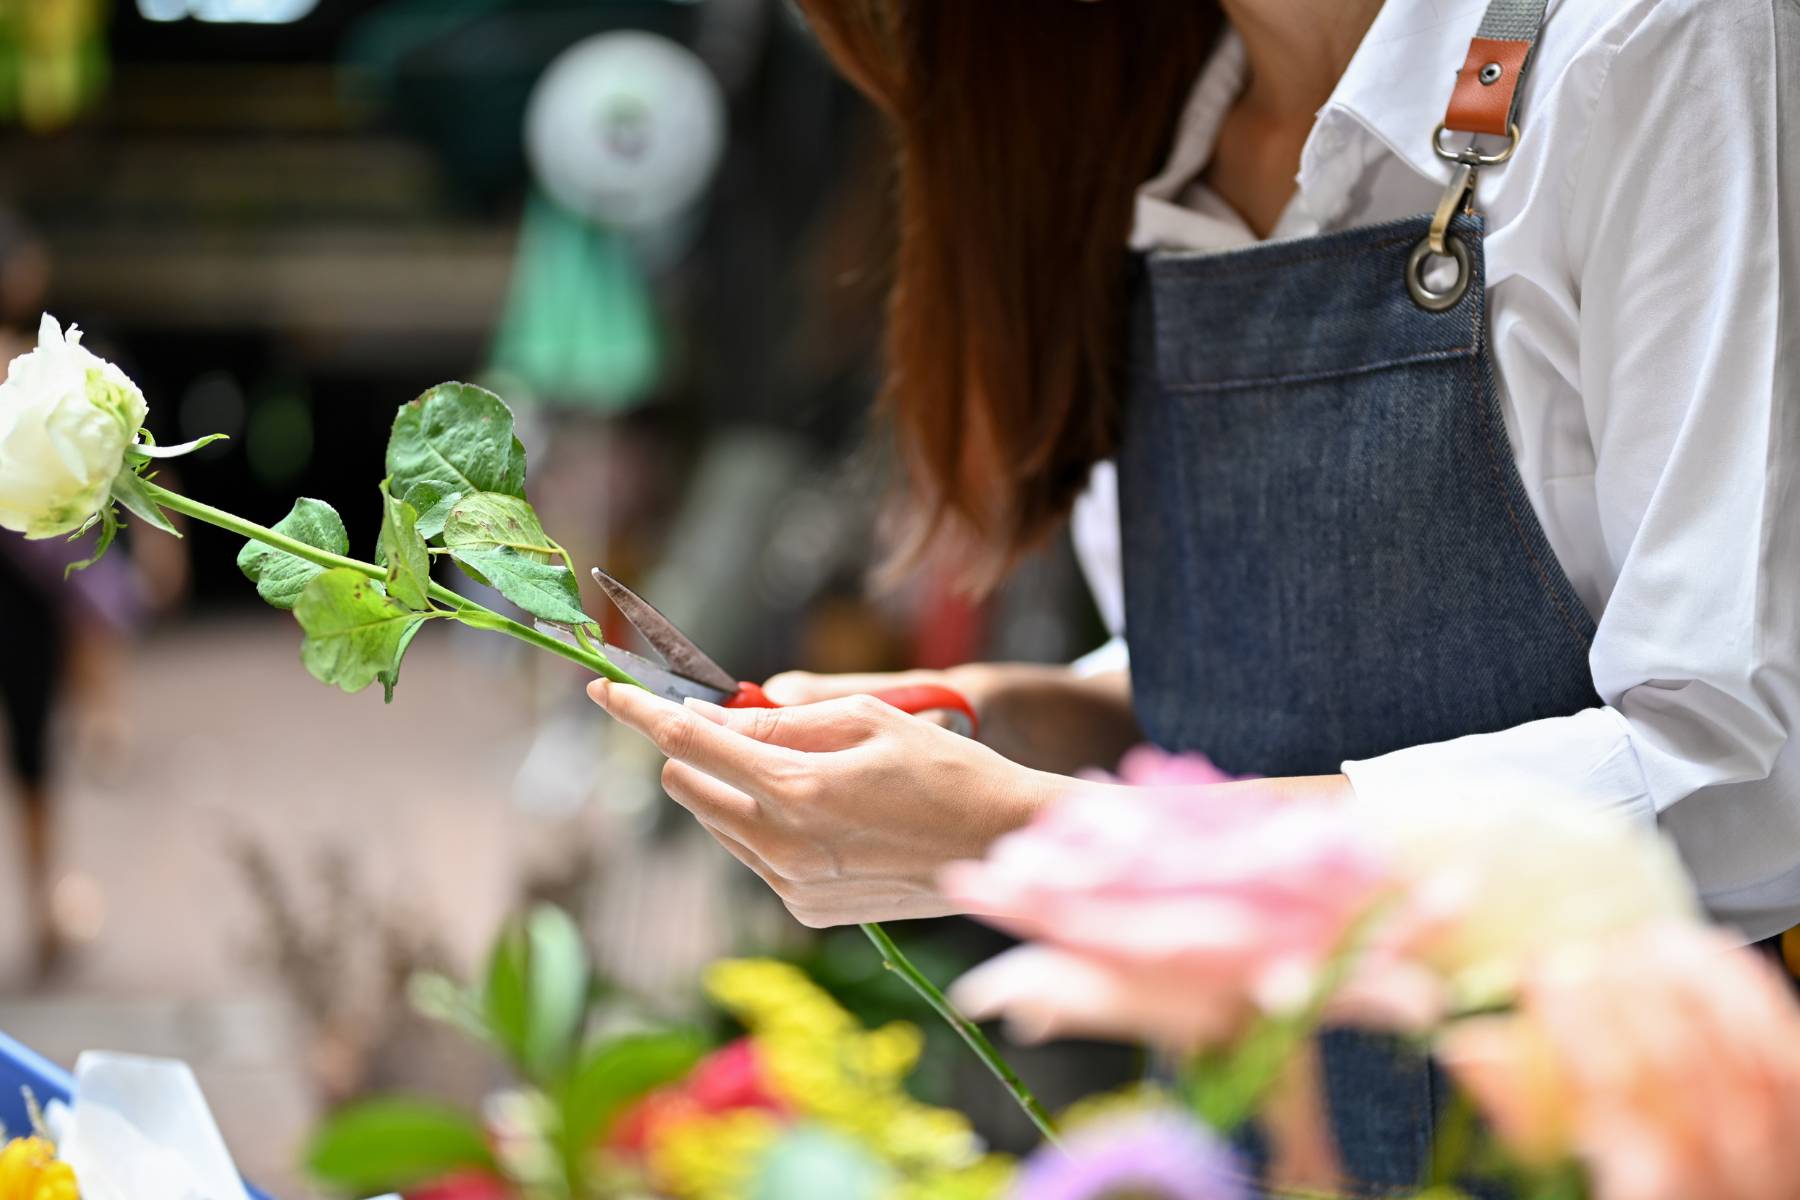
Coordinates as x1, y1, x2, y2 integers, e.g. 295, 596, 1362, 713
943, 754, 1395, 1051
1439, 925, 1800, 1200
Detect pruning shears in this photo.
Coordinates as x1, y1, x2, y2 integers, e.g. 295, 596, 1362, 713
584, 567, 980, 738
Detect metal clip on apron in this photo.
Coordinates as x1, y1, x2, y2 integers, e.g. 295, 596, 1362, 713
1117, 0, 1574, 1192
1410, 0, 1546, 310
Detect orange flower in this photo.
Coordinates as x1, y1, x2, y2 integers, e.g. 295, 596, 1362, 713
1440, 925, 1800, 1200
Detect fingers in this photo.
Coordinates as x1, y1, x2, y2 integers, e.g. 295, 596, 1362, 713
589, 680, 796, 797
659, 758, 760, 839
684, 693, 892, 752
762, 669, 934, 706
693, 815, 783, 886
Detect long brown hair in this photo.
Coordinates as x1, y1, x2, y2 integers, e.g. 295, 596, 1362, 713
801, 1, 1222, 579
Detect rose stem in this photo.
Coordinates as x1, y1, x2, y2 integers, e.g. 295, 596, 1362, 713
138, 480, 642, 687
861, 921, 1060, 1144
143, 481, 1050, 1143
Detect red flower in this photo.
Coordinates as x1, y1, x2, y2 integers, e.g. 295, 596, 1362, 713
404, 1171, 515, 1200
609, 1088, 704, 1157
608, 1039, 788, 1156
685, 1039, 787, 1116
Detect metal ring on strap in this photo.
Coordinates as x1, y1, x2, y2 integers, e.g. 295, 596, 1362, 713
1433, 121, 1521, 167
1407, 234, 1473, 312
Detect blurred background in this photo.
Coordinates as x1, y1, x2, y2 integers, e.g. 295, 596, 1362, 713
0, 2, 1110, 1194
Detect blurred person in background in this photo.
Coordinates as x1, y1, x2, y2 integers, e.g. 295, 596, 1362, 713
590, 0, 1800, 1190
0, 209, 186, 981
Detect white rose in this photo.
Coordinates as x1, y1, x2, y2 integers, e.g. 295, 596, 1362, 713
0, 314, 148, 539
1369, 777, 1699, 1011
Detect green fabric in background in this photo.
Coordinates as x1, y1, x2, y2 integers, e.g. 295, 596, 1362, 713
490, 190, 662, 414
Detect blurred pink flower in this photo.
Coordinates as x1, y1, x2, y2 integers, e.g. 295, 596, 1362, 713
943, 753, 1395, 1051
1439, 925, 1800, 1200
1110, 745, 1243, 788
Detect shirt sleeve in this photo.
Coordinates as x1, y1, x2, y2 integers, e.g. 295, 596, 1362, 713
1346, 0, 1800, 830
1069, 459, 1131, 677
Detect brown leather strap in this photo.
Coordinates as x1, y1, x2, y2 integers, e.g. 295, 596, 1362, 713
1441, 0, 1549, 139
1446, 38, 1533, 137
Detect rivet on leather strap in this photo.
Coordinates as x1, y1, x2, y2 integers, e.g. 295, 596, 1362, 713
1445, 37, 1532, 137
1440, 0, 1549, 139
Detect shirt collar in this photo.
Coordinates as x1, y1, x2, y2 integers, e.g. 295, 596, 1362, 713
1133, 0, 1517, 247
1299, 0, 1493, 198
1138, 29, 1247, 206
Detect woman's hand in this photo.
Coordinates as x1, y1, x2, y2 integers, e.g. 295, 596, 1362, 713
588, 679, 1070, 927
763, 662, 1141, 777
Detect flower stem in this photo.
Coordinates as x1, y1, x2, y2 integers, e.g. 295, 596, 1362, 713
137, 481, 1046, 1147
138, 480, 642, 687
861, 921, 1060, 1145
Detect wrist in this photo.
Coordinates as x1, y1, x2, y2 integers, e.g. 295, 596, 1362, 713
942, 661, 1011, 706
1209, 774, 1356, 804
1006, 763, 1073, 831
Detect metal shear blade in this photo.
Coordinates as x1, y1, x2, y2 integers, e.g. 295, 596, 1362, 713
596, 644, 735, 707
589, 567, 740, 695
529, 622, 734, 707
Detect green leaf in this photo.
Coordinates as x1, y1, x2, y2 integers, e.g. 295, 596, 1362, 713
65, 506, 119, 576
479, 906, 594, 1083
438, 493, 585, 623
407, 970, 492, 1044
294, 569, 431, 694
560, 1032, 707, 1148
130, 432, 229, 461
450, 548, 589, 625
109, 468, 179, 536
386, 383, 527, 502
1186, 1008, 1318, 1133
441, 492, 557, 560
237, 499, 349, 611
378, 479, 432, 611
523, 905, 590, 1081
378, 618, 424, 705
482, 917, 532, 1071
403, 480, 463, 541
1184, 901, 1394, 1133
305, 1098, 495, 1193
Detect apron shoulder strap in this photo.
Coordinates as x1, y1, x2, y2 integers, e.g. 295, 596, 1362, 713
1441, 0, 1550, 141
1409, 0, 1552, 308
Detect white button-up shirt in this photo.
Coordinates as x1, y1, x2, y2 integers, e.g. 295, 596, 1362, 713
1071, 0, 1800, 939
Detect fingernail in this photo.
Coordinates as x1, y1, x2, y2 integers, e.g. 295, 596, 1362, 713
683, 697, 726, 715
588, 680, 612, 708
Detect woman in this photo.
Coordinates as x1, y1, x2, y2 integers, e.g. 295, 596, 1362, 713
591, 0, 1800, 1186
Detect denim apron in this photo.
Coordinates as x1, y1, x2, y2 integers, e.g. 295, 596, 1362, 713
1116, 3, 1583, 1189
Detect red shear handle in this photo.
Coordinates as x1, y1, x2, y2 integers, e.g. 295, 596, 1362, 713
725, 681, 980, 739
726, 682, 780, 709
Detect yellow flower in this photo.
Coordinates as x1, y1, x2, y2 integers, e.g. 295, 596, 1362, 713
0, 1138, 78, 1200
895, 1155, 1016, 1200
648, 1108, 784, 1200
704, 960, 982, 1172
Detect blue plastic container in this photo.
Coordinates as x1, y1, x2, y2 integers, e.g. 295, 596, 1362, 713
0, 1028, 274, 1198
0, 1028, 65, 1138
